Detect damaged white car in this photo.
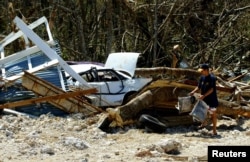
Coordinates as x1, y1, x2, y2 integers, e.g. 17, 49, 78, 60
66, 52, 152, 107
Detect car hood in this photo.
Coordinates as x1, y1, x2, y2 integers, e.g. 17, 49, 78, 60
104, 52, 140, 77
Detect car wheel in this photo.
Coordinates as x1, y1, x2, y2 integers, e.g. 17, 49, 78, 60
122, 91, 136, 105
139, 114, 166, 133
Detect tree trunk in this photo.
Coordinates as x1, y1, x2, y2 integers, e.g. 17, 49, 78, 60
105, 0, 113, 55
217, 99, 250, 118
76, 15, 87, 60
106, 89, 154, 127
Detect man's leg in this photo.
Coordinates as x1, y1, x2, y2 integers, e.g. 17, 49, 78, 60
211, 111, 217, 135
198, 115, 208, 129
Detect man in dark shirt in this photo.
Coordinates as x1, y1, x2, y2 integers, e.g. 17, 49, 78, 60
190, 64, 218, 135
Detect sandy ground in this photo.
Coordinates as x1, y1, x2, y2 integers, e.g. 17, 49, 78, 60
0, 112, 250, 162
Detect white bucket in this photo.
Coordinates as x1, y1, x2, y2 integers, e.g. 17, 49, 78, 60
176, 96, 195, 114
189, 100, 209, 122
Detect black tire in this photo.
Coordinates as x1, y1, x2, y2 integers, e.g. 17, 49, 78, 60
139, 114, 166, 133
122, 91, 136, 105
98, 116, 111, 132
190, 96, 196, 104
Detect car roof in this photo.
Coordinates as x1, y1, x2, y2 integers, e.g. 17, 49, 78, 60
65, 64, 104, 77
65, 52, 140, 78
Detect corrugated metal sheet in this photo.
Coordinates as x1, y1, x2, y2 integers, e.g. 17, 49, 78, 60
4, 42, 65, 89
34, 67, 62, 88
0, 87, 35, 103
0, 42, 70, 116
16, 103, 68, 117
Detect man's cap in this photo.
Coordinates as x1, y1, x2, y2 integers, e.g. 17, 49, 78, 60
198, 64, 209, 72
173, 44, 179, 50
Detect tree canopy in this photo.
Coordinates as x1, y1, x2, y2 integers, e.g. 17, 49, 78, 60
0, 0, 250, 69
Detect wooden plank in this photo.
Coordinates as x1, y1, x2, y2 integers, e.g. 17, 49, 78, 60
3, 109, 37, 118
0, 88, 97, 109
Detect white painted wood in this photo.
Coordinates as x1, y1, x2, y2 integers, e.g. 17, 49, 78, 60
13, 16, 91, 88
0, 17, 52, 50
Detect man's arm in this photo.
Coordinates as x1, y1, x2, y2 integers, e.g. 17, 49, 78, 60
199, 87, 213, 100
190, 86, 199, 96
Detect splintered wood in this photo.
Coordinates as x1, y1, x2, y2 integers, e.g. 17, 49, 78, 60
19, 71, 103, 115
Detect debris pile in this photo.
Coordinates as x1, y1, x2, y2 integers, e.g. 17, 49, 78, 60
0, 16, 250, 135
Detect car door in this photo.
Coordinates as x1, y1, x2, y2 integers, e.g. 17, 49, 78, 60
94, 69, 125, 107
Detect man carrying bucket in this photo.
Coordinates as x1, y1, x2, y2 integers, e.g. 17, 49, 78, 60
190, 64, 219, 136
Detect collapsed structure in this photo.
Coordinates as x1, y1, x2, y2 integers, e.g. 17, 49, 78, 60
1, 16, 250, 131
0, 16, 102, 116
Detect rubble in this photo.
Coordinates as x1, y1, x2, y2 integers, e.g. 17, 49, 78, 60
100, 71, 250, 129
0, 16, 250, 137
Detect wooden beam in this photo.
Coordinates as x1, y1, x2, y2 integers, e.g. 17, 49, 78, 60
0, 88, 97, 109
21, 71, 103, 115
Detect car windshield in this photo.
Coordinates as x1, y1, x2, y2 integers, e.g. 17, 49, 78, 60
77, 68, 127, 82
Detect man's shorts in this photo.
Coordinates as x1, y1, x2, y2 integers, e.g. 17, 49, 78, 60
208, 107, 216, 114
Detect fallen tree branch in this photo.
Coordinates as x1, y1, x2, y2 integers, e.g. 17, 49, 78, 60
228, 72, 248, 82
135, 67, 201, 78
101, 80, 247, 127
